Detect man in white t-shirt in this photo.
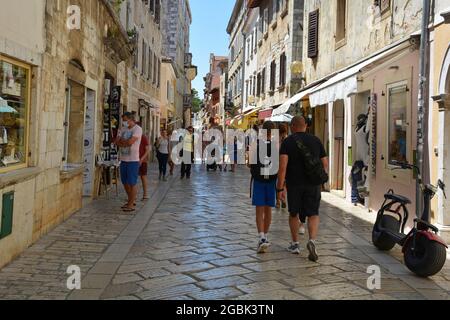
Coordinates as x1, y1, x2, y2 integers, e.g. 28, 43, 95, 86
115, 112, 142, 212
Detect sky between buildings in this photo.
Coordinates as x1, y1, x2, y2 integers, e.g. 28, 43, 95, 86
190, 0, 234, 96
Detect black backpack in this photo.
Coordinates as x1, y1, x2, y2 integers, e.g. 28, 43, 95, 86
293, 134, 328, 186
250, 141, 278, 182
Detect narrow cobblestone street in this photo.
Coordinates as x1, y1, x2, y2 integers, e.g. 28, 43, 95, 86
0, 165, 449, 300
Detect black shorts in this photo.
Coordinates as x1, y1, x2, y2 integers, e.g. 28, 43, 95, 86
287, 185, 322, 219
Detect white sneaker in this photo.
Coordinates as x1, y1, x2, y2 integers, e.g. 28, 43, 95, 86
299, 225, 306, 235
257, 239, 270, 254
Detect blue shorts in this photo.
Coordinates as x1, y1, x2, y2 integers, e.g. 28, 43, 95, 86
120, 161, 140, 186
252, 179, 277, 207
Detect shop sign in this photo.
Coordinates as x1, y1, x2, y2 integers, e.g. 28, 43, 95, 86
183, 94, 192, 109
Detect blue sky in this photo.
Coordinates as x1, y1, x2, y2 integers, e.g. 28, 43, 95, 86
190, 0, 234, 96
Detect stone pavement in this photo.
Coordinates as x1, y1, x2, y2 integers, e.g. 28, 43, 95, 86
0, 164, 449, 300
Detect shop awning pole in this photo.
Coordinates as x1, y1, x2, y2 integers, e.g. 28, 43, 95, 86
416, 0, 431, 218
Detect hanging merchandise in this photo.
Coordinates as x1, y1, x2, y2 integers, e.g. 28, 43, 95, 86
354, 114, 370, 165
369, 94, 377, 176
350, 160, 366, 204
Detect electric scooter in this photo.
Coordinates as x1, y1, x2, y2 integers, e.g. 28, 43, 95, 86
372, 161, 448, 277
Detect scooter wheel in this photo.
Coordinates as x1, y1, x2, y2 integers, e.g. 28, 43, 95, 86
404, 235, 447, 278
372, 215, 400, 251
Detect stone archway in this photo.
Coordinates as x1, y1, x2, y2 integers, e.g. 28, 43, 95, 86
434, 45, 450, 226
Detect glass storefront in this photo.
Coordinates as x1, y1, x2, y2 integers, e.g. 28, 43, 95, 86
0, 57, 30, 172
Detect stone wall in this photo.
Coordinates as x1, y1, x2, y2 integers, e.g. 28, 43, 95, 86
0, 0, 130, 268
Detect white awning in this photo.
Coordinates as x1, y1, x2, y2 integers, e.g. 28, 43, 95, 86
309, 40, 409, 107
269, 114, 293, 123
272, 84, 321, 117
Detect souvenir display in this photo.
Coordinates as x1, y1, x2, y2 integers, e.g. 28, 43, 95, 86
0, 60, 29, 170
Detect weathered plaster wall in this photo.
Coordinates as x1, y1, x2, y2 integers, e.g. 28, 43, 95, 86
303, 0, 429, 83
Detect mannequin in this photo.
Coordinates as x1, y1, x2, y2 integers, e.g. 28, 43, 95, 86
354, 114, 369, 165
350, 113, 370, 205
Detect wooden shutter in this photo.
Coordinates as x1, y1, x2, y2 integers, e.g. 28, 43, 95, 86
262, 68, 266, 93
308, 9, 319, 59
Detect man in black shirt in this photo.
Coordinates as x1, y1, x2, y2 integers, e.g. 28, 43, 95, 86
277, 116, 328, 261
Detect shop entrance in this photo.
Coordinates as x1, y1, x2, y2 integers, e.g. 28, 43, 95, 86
313, 105, 329, 190
332, 100, 345, 191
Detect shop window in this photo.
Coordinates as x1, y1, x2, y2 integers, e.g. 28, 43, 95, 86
387, 82, 409, 166
0, 57, 30, 172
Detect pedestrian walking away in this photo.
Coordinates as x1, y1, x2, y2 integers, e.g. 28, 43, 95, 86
276, 123, 289, 210
138, 125, 150, 200
277, 116, 329, 260
250, 121, 278, 254
156, 129, 170, 181
181, 126, 194, 179
115, 112, 143, 213
167, 130, 175, 176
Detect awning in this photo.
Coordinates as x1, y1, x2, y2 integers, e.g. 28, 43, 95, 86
243, 106, 263, 116
258, 108, 273, 120
272, 85, 321, 117
309, 40, 410, 107
270, 114, 293, 123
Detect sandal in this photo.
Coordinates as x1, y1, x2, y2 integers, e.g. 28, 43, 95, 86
142, 196, 150, 201
121, 203, 136, 209
122, 207, 136, 213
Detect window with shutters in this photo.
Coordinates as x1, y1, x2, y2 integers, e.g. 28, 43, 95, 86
270, 60, 276, 92
142, 40, 147, 76
335, 0, 347, 48
280, 0, 288, 18
134, 31, 139, 69
308, 10, 319, 59
279, 53, 286, 87
263, 8, 269, 38
261, 68, 266, 94
257, 72, 261, 97
376, 0, 391, 13
150, 0, 155, 14
148, 48, 152, 80
155, 0, 161, 24
153, 53, 157, 85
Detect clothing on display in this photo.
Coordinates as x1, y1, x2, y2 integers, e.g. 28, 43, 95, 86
354, 114, 370, 165
350, 160, 367, 204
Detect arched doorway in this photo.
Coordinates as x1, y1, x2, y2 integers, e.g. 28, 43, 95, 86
435, 45, 450, 226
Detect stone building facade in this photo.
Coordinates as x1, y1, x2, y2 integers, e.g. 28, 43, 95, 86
301, 0, 450, 224
0, 0, 131, 268
251, 0, 304, 111
227, 0, 246, 113
118, 0, 163, 154
162, 0, 194, 128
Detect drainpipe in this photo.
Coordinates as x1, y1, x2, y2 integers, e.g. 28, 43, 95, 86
416, 0, 431, 218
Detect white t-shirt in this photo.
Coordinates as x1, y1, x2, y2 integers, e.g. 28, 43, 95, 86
119, 125, 143, 162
